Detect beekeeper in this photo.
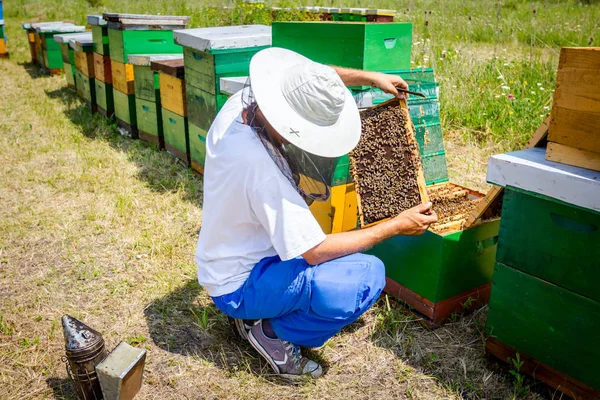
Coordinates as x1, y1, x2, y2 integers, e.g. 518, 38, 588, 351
195, 47, 437, 380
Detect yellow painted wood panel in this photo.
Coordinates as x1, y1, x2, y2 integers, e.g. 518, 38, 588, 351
309, 198, 333, 235
28, 33, 35, 43
0, 40, 6, 55
111, 60, 135, 95
546, 142, 600, 172
78, 51, 95, 78
73, 50, 82, 71
93, 52, 112, 84
159, 73, 186, 116
330, 183, 358, 233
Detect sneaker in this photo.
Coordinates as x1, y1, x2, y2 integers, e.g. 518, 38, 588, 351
228, 317, 254, 341
247, 319, 323, 380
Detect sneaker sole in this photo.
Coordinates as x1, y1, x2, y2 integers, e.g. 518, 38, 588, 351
234, 318, 249, 340
247, 331, 322, 381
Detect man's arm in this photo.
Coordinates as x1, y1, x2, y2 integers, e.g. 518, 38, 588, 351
331, 66, 408, 98
302, 202, 437, 265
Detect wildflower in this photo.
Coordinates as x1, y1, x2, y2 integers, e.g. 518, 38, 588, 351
524, 81, 528, 85
537, 82, 542, 86
531, 100, 535, 103
497, 75, 504, 79
509, 111, 514, 115
508, 93, 514, 99
495, 95, 501, 98
544, 106, 550, 110
531, 91, 536, 94
540, 87, 545, 91
501, 85, 510, 90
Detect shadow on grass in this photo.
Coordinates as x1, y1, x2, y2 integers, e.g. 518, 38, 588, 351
46, 377, 76, 399
20, 61, 57, 80
46, 89, 204, 205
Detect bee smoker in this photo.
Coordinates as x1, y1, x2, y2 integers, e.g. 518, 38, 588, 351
61, 315, 108, 400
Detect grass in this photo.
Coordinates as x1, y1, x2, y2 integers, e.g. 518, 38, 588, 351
0, 0, 597, 398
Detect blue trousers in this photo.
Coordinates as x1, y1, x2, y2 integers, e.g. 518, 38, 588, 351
212, 253, 386, 348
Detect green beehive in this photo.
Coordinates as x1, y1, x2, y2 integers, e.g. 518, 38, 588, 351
95, 79, 115, 118
102, 13, 189, 64
128, 54, 183, 146
54, 32, 90, 91
71, 35, 97, 112
88, 15, 109, 55
485, 147, 600, 399
173, 25, 271, 173
272, 21, 412, 89
34, 23, 85, 73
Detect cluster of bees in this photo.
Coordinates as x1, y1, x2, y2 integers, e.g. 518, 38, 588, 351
350, 103, 422, 224
427, 184, 480, 230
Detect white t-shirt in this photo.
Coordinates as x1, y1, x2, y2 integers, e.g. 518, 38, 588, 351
195, 91, 327, 297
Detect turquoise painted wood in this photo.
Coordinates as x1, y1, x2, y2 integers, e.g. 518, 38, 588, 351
108, 29, 182, 64
415, 123, 445, 156
113, 89, 137, 126
272, 22, 413, 75
189, 121, 208, 171
136, 98, 162, 138
487, 262, 600, 390
162, 109, 189, 163
422, 153, 449, 185
366, 219, 500, 302
133, 65, 160, 103
497, 187, 600, 302
95, 80, 114, 113
92, 25, 109, 55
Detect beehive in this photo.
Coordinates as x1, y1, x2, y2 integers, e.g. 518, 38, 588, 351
102, 13, 190, 138
129, 54, 183, 147
70, 36, 96, 111
34, 23, 85, 74
485, 147, 600, 399
0, 21, 7, 59
546, 47, 600, 172
272, 22, 412, 89
54, 32, 90, 91
152, 58, 188, 160
366, 9, 396, 23
23, 22, 64, 64
173, 25, 271, 175
88, 15, 113, 117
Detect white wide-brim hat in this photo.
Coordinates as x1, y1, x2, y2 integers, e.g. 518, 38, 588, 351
249, 47, 361, 158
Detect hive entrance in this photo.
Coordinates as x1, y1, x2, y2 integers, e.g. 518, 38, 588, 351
350, 99, 428, 226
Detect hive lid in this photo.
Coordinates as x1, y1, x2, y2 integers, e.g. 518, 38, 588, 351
36, 24, 86, 33
128, 53, 183, 66
150, 58, 185, 78
173, 25, 271, 53
62, 315, 105, 353
87, 15, 107, 26
102, 13, 190, 31
69, 34, 93, 50
219, 76, 247, 96
53, 32, 91, 44
486, 147, 600, 213
24, 21, 63, 30
366, 9, 396, 16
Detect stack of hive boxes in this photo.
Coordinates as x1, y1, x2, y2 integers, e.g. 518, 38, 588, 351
54, 32, 90, 91
88, 15, 114, 118
102, 13, 189, 137
34, 23, 85, 74
173, 25, 271, 174
71, 35, 97, 111
22, 22, 62, 64
151, 58, 189, 164
485, 47, 600, 400
0, 1, 7, 58
128, 54, 183, 148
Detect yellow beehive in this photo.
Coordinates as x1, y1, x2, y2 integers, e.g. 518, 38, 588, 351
159, 74, 186, 116
111, 59, 135, 94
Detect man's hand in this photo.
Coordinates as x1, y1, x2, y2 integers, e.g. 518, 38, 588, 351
371, 72, 408, 99
391, 202, 438, 236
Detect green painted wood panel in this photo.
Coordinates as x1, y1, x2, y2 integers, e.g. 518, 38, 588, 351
331, 155, 351, 186
186, 83, 228, 131
76, 70, 95, 102
415, 123, 445, 156
497, 187, 600, 302
113, 89, 137, 126
487, 262, 600, 390
92, 25, 109, 55
136, 98, 162, 137
409, 100, 440, 126
422, 153, 449, 185
47, 49, 64, 69
189, 121, 208, 169
272, 22, 412, 72
162, 108, 189, 159
64, 62, 75, 86
366, 220, 499, 302
75, 68, 84, 99
133, 65, 160, 103
95, 80, 114, 113
108, 29, 182, 64
60, 43, 70, 63
41, 33, 61, 52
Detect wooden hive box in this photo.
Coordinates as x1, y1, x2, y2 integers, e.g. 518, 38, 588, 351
102, 13, 189, 64
272, 22, 412, 89
174, 25, 271, 174
351, 99, 499, 326
93, 52, 111, 83
73, 36, 95, 77
87, 15, 109, 56
35, 23, 85, 73
129, 54, 183, 147
546, 47, 600, 172
153, 58, 186, 153
366, 9, 396, 23
54, 32, 90, 91
486, 147, 600, 400
70, 36, 96, 111
113, 89, 138, 138
95, 79, 115, 118
22, 23, 39, 64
